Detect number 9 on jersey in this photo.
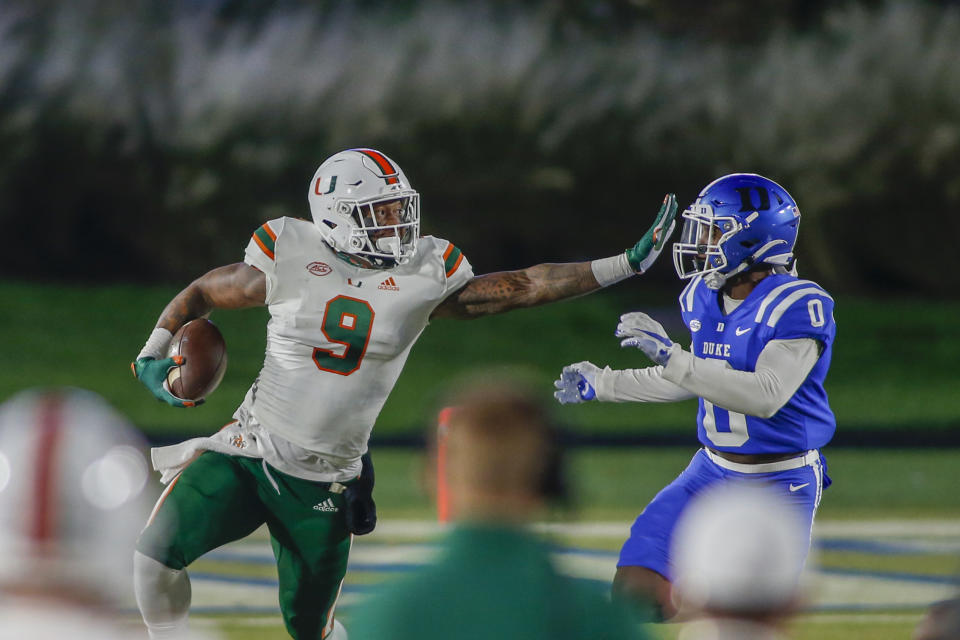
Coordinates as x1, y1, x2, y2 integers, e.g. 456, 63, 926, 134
313, 296, 375, 376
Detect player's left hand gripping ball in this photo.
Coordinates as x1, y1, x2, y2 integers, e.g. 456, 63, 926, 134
616, 312, 675, 366
131, 357, 199, 408
554, 361, 600, 404
625, 193, 678, 273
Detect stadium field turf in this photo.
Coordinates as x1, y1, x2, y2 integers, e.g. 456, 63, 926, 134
5, 282, 957, 639
148, 448, 957, 639
2, 281, 958, 441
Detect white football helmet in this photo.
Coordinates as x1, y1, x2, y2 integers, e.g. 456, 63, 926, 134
308, 148, 420, 268
0, 388, 151, 601
671, 483, 808, 614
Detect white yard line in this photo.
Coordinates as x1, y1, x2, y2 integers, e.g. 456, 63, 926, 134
192, 518, 960, 615
799, 613, 923, 624
361, 519, 960, 539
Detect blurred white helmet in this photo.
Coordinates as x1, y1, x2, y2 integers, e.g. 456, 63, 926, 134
0, 388, 151, 601
670, 483, 809, 614
308, 148, 420, 268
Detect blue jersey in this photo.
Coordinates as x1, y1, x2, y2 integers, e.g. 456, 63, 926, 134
678, 274, 836, 454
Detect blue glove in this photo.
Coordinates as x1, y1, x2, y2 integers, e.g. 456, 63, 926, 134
554, 361, 600, 404
131, 356, 201, 408
615, 312, 675, 366
625, 194, 678, 273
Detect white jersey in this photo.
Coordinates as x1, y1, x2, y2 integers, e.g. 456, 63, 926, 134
237, 217, 473, 462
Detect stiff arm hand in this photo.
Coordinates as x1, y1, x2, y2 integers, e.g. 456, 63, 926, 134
553, 361, 601, 404
625, 194, 678, 273
616, 312, 675, 366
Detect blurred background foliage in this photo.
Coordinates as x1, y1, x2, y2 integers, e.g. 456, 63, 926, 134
2, 0, 959, 296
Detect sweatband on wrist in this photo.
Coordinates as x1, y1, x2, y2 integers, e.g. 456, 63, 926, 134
591, 253, 635, 287
138, 328, 173, 360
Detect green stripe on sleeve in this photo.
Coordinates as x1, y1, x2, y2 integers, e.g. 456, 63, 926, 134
444, 246, 462, 273
254, 225, 275, 254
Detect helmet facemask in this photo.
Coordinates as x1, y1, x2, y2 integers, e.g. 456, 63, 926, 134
673, 203, 742, 288
334, 193, 420, 268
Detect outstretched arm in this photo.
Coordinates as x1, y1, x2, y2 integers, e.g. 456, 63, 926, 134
554, 360, 694, 405
659, 338, 821, 417
432, 193, 678, 320
132, 263, 265, 407
431, 262, 599, 319
615, 312, 822, 417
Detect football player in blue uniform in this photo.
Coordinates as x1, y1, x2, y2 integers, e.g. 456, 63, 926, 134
554, 173, 836, 620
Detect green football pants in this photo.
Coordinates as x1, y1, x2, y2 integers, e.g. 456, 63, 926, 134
137, 451, 353, 640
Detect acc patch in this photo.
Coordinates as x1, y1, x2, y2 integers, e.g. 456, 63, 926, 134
307, 261, 332, 276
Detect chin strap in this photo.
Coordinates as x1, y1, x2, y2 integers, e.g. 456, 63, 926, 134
703, 271, 727, 290
375, 235, 402, 257
705, 240, 792, 289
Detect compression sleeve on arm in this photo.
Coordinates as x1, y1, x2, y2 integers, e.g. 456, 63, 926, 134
594, 365, 697, 403
660, 338, 821, 418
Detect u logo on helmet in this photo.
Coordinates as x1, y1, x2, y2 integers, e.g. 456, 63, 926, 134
315, 175, 338, 196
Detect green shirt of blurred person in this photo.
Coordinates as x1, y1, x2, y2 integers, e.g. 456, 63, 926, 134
349, 378, 648, 640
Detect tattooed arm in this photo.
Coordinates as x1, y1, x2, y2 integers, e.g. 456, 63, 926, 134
430, 262, 601, 320
155, 263, 266, 332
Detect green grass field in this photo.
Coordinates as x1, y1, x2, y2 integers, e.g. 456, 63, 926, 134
2, 280, 958, 439
3, 280, 958, 639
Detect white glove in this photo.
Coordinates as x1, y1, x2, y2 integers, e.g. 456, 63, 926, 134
554, 361, 600, 404
615, 312, 675, 366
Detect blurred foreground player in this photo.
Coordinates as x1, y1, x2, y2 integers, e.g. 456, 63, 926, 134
555, 174, 835, 618
0, 388, 216, 639
914, 597, 960, 640
130, 148, 678, 639
351, 379, 647, 640
671, 484, 808, 640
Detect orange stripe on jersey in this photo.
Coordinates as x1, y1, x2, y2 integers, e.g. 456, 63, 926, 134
253, 233, 275, 261
445, 253, 464, 278
442, 243, 454, 261
262, 222, 277, 241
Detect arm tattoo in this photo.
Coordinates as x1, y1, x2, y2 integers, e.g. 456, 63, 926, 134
156, 263, 266, 332
432, 262, 601, 319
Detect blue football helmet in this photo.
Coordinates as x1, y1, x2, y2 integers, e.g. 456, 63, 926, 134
673, 173, 801, 289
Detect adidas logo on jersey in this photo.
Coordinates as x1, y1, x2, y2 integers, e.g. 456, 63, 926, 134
378, 277, 399, 291
313, 498, 338, 512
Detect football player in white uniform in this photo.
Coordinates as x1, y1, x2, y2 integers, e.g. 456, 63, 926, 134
131, 148, 678, 640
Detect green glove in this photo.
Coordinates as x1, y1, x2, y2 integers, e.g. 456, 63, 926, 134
625, 193, 679, 273
131, 356, 200, 408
